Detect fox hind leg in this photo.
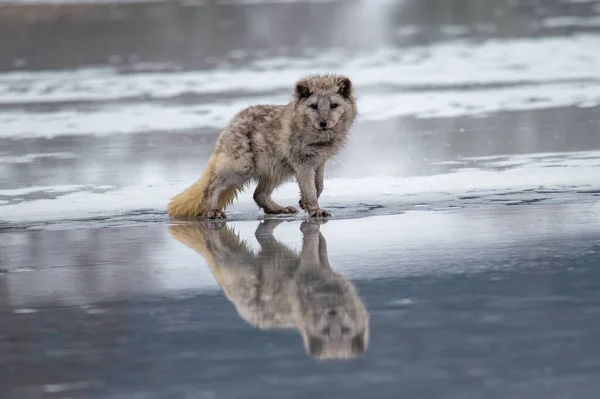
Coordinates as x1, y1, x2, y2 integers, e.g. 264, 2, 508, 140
203, 163, 249, 219
253, 177, 299, 215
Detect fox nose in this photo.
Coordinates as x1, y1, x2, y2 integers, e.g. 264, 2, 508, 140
319, 121, 328, 129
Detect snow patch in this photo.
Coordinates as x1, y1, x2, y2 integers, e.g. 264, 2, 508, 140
1, 151, 598, 224
0, 185, 86, 197
0, 152, 78, 164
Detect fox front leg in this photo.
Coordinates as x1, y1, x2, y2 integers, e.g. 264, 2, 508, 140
296, 166, 330, 218
315, 163, 325, 199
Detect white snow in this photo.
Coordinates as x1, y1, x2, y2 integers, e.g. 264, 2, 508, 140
543, 16, 600, 28
1, 34, 599, 105
0, 185, 86, 197
0, 152, 78, 164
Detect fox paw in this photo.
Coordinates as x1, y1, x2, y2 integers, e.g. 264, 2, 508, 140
300, 220, 326, 233
309, 209, 331, 218
282, 206, 299, 214
264, 206, 299, 215
205, 210, 226, 219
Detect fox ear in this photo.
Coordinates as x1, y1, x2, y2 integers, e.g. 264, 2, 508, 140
295, 82, 312, 100
337, 78, 352, 99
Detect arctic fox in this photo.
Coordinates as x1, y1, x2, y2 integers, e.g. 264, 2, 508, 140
167, 74, 357, 219
169, 219, 369, 360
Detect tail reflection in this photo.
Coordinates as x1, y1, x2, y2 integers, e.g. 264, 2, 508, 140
169, 219, 369, 360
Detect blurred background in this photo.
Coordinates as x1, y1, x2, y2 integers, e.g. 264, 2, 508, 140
2, 0, 600, 71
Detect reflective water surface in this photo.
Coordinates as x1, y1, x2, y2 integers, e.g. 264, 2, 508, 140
170, 220, 369, 361
2, 206, 600, 398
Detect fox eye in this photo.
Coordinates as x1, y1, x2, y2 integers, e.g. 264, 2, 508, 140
310, 104, 318, 110
330, 103, 338, 110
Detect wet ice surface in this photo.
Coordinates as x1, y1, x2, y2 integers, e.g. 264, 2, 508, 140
1, 148, 599, 230
2, 0, 600, 397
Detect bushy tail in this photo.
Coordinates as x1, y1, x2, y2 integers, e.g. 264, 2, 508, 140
167, 153, 243, 218
168, 222, 252, 301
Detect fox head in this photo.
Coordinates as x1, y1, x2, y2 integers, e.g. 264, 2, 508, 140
292, 74, 357, 138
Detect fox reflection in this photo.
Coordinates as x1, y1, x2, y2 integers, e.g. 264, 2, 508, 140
169, 219, 369, 360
